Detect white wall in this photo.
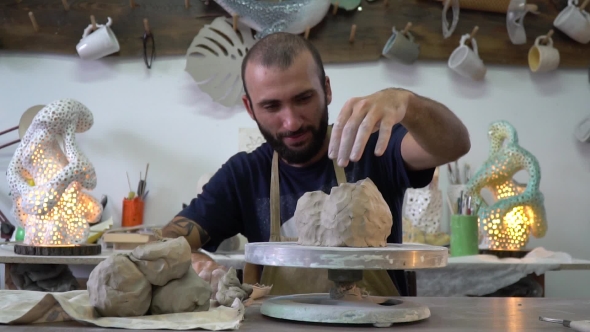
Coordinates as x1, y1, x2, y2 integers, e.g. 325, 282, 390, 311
1, 52, 589, 297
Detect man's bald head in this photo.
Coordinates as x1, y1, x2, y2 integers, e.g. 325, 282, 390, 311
241, 32, 326, 100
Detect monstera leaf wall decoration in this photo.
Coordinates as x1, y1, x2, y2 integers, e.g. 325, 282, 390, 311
185, 17, 257, 107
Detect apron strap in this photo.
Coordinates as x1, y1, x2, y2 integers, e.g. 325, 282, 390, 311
270, 151, 281, 242
269, 125, 347, 242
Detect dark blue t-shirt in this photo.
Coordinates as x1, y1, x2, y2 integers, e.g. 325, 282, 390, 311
177, 124, 434, 294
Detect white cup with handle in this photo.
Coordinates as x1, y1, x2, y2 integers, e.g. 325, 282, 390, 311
528, 33, 560, 73
448, 33, 487, 81
554, 0, 590, 44
76, 17, 120, 60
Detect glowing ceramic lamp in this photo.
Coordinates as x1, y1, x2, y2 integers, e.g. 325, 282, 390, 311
465, 120, 547, 250
6, 99, 102, 248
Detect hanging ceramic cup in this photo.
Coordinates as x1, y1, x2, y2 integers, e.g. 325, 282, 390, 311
506, 0, 539, 45
448, 34, 486, 81
553, 0, 590, 44
76, 17, 120, 60
382, 26, 420, 64
528, 35, 560, 73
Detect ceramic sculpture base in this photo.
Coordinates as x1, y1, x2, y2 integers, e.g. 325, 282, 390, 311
14, 243, 101, 256
245, 242, 448, 327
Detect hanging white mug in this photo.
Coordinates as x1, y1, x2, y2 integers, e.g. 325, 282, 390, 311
448, 34, 487, 81
76, 17, 120, 60
553, 0, 590, 44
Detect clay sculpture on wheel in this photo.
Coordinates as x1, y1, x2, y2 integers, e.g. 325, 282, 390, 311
294, 178, 392, 247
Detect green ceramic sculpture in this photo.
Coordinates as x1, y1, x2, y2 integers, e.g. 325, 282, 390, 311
465, 120, 547, 250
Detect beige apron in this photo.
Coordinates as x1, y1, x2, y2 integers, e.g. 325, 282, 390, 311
244, 127, 400, 297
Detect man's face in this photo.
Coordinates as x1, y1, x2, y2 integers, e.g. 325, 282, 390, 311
242, 52, 332, 165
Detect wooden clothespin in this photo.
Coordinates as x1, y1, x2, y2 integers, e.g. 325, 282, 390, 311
401, 22, 412, 36
232, 14, 238, 31
581, 0, 589, 11
384, 0, 389, 7
332, 2, 339, 15
185, 0, 190, 9
130, 0, 136, 8
28, 12, 39, 32
90, 15, 97, 31
61, 0, 70, 11
143, 18, 151, 35
304, 26, 310, 40
349, 24, 357, 43
542, 29, 554, 44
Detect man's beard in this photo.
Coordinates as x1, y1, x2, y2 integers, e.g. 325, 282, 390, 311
257, 106, 329, 165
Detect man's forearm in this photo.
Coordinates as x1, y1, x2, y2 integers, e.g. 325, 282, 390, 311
399, 90, 470, 164
161, 216, 211, 251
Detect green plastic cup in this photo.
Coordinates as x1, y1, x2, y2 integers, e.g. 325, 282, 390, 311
450, 215, 479, 257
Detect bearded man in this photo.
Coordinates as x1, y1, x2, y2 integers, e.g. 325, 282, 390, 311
162, 32, 470, 297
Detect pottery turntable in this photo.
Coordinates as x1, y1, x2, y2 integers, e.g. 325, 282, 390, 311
245, 242, 448, 327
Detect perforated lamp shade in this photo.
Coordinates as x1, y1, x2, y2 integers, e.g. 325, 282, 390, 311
465, 120, 547, 251
6, 99, 102, 246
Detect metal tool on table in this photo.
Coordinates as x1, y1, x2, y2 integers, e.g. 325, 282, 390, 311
245, 242, 448, 327
540, 316, 590, 331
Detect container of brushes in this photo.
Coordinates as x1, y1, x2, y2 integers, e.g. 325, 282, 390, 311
122, 192, 144, 227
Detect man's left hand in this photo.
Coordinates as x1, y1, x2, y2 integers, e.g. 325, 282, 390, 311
329, 88, 412, 167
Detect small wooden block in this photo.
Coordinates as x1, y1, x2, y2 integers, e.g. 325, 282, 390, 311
14, 243, 102, 256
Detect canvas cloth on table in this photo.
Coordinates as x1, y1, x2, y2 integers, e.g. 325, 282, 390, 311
0, 289, 244, 330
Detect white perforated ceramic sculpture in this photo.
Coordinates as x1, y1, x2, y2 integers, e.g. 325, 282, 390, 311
6, 99, 102, 246
403, 167, 443, 234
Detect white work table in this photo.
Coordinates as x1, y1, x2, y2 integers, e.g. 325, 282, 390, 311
0, 244, 245, 290
2, 244, 589, 297
0, 245, 245, 268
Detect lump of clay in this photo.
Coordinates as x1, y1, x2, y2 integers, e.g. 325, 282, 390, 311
128, 237, 192, 286
295, 178, 392, 247
88, 254, 152, 317
150, 266, 212, 315
216, 268, 253, 307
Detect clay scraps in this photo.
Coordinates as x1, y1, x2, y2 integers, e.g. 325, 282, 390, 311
87, 237, 254, 317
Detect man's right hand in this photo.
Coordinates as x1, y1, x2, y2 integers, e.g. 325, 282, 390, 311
191, 252, 228, 297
